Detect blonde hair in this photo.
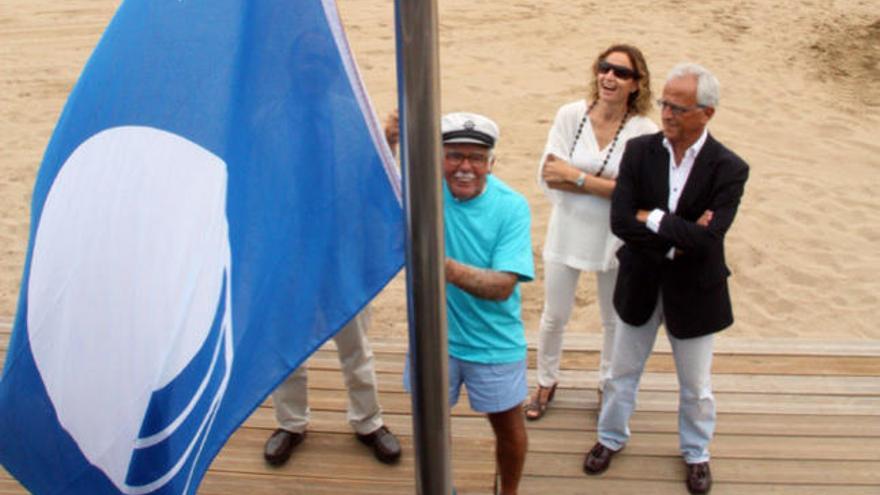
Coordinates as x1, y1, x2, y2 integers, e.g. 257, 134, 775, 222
588, 44, 652, 116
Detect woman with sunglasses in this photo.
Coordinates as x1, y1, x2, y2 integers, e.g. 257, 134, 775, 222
526, 44, 657, 421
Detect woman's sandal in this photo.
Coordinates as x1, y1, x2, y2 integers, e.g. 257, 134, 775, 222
523, 383, 558, 421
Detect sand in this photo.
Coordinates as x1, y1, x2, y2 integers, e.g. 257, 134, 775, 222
1, 0, 878, 342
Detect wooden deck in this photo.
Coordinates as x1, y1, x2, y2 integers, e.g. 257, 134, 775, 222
1, 317, 879, 494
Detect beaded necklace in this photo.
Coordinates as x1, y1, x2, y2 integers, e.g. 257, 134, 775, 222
568, 100, 630, 178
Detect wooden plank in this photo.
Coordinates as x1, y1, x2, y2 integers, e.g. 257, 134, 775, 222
526, 369, 880, 396
521, 332, 880, 357
291, 366, 880, 397
252, 388, 880, 471
200, 472, 415, 495
0, 410, 496, 495
0, 466, 26, 495
201, 470, 492, 495
267, 370, 880, 421
5, 341, 874, 378
523, 452, 880, 485
243, 407, 495, 441
1, 321, 12, 369
6, 338, 875, 390
362, 333, 880, 358
10, 336, 862, 379
543, 352, 880, 376
5, 321, 880, 493
210, 427, 495, 489
257, 388, 483, 417
211, 427, 495, 480
287, 385, 880, 417
526, 429, 880, 461
547, 387, 880, 416
245, 404, 880, 454
305, 347, 880, 377
528, 409, 880, 437
518, 477, 880, 495
0, 483, 28, 495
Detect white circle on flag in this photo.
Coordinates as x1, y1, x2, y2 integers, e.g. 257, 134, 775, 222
27, 126, 233, 491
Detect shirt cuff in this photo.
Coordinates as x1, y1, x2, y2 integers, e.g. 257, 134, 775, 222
666, 247, 676, 260
646, 209, 665, 233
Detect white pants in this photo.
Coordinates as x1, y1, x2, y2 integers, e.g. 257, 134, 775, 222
537, 261, 618, 390
271, 308, 384, 436
597, 297, 716, 463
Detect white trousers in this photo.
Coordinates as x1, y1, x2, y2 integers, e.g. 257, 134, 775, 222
537, 261, 618, 390
271, 308, 384, 436
597, 297, 716, 463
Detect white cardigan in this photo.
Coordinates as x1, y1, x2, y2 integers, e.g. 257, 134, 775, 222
538, 99, 658, 272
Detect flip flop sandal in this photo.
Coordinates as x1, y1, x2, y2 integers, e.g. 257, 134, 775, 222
523, 383, 557, 421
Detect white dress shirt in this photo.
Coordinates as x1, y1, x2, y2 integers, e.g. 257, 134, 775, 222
646, 129, 709, 258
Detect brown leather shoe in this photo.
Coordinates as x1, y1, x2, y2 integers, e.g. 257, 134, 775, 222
583, 442, 620, 475
685, 461, 712, 494
263, 428, 305, 466
356, 425, 401, 464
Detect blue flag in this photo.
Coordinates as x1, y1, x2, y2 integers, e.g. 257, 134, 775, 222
0, 1, 404, 493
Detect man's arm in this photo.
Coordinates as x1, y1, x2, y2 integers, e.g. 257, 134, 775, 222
383, 109, 399, 154
445, 193, 533, 301
655, 156, 749, 256
445, 258, 518, 301
638, 208, 713, 258
610, 140, 674, 256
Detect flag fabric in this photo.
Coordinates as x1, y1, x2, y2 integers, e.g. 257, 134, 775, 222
0, 1, 404, 493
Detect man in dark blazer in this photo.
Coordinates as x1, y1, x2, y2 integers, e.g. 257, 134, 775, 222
582, 63, 749, 495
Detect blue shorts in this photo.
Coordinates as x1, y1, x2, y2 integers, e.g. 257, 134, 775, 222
405, 356, 527, 414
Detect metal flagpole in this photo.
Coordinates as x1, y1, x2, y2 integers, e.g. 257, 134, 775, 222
394, 0, 452, 494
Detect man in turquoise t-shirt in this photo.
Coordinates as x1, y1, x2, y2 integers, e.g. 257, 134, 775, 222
440, 112, 535, 495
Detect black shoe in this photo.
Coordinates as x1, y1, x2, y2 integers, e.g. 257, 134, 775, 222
263, 428, 305, 466
583, 442, 620, 475
686, 461, 712, 494
356, 425, 402, 464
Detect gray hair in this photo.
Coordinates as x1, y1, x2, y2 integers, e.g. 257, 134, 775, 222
667, 63, 720, 108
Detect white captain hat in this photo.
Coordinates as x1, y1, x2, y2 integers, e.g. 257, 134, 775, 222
441, 112, 499, 148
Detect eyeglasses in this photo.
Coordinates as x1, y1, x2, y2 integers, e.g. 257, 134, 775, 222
656, 98, 706, 116
444, 151, 490, 166
597, 60, 639, 80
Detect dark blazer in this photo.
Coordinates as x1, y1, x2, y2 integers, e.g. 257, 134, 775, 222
610, 131, 749, 339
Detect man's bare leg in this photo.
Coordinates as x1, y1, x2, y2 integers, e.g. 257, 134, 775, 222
488, 405, 527, 495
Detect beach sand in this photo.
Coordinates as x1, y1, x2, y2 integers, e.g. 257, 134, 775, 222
1, 0, 878, 342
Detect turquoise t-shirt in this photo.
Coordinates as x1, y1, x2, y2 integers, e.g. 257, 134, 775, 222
444, 175, 535, 364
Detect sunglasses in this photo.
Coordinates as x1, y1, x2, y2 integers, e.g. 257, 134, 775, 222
597, 60, 639, 80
